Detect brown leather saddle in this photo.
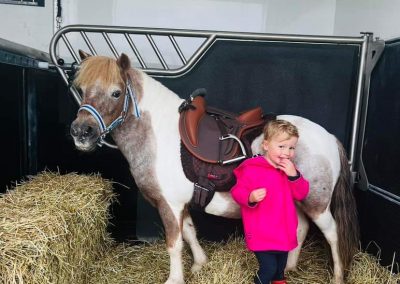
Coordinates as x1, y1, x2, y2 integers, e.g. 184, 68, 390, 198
179, 94, 265, 164
178, 90, 273, 210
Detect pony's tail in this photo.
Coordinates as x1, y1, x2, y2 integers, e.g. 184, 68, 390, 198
330, 140, 360, 271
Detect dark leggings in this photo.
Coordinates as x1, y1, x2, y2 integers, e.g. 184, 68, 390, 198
254, 251, 288, 284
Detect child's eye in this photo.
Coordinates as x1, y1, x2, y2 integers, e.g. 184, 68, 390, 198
290, 147, 296, 150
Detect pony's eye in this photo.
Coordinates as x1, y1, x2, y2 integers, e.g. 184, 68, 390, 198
111, 90, 122, 99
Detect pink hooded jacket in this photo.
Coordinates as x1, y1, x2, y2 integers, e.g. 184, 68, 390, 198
231, 156, 309, 252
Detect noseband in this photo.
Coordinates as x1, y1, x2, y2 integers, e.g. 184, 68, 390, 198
78, 80, 140, 146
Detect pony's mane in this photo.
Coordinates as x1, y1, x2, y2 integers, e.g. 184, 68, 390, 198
74, 56, 124, 89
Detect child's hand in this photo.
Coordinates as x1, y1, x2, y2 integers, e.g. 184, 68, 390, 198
278, 158, 297, 177
249, 188, 267, 203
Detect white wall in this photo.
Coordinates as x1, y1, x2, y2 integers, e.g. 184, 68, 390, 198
334, 0, 400, 40
0, 2, 54, 52
0, 0, 399, 54
60, 0, 336, 35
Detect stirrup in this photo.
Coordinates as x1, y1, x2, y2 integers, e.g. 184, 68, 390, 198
219, 134, 247, 165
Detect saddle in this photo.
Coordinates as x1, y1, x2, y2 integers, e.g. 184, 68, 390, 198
179, 94, 265, 164
178, 90, 273, 210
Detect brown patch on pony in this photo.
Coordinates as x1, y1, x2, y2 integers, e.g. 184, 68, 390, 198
294, 141, 333, 219
330, 139, 360, 272
113, 111, 159, 205
158, 198, 181, 248
117, 53, 131, 71
79, 49, 92, 60
183, 204, 191, 221
112, 110, 181, 248
116, 55, 144, 103
299, 155, 333, 219
127, 68, 144, 102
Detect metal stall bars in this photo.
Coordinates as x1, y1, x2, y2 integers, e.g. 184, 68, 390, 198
49, 25, 384, 175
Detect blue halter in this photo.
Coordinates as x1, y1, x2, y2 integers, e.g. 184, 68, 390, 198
78, 80, 140, 146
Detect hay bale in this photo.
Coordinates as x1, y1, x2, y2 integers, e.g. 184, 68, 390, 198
88, 236, 400, 284
0, 171, 115, 284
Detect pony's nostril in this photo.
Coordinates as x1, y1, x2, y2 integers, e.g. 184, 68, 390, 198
83, 125, 94, 137
70, 125, 79, 137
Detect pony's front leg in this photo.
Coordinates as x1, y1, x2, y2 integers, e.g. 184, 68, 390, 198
182, 206, 208, 273
286, 208, 309, 271
158, 199, 185, 284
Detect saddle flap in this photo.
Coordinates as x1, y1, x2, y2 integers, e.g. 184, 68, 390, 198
237, 107, 263, 124
182, 96, 206, 146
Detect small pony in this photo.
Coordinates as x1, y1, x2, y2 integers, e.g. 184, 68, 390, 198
70, 51, 359, 284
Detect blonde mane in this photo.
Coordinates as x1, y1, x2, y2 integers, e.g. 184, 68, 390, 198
74, 56, 124, 89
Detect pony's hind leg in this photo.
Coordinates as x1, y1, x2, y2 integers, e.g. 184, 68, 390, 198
313, 209, 343, 284
158, 199, 185, 284
182, 206, 208, 273
286, 208, 309, 271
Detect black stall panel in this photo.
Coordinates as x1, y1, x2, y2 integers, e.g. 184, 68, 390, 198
0, 43, 49, 192
358, 38, 400, 266
0, 63, 24, 192
158, 40, 360, 150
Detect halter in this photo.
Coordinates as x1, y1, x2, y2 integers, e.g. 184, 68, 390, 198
78, 80, 140, 146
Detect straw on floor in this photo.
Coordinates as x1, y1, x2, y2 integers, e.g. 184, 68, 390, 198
87, 234, 399, 284
1, 172, 398, 284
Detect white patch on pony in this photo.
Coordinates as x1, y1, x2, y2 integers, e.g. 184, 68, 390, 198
182, 215, 208, 272
139, 73, 193, 205
251, 134, 264, 155
205, 192, 241, 218
166, 238, 184, 284
165, 204, 185, 284
277, 115, 341, 190
87, 80, 103, 99
286, 208, 309, 271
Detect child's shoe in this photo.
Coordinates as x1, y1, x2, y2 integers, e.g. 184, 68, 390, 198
271, 279, 287, 284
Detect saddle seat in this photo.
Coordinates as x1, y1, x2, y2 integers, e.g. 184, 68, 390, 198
179, 95, 265, 164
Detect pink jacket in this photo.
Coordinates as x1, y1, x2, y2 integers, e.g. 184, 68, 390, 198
231, 156, 309, 252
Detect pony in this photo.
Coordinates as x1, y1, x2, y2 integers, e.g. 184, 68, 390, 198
70, 51, 359, 284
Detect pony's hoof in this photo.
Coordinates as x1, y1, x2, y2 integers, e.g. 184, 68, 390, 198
333, 275, 344, 284
191, 256, 208, 273
164, 278, 184, 284
284, 265, 298, 272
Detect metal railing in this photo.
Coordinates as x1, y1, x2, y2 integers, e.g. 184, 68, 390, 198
49, 25, 384, 170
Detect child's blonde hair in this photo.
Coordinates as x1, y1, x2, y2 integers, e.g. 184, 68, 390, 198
263, 119, 299, 141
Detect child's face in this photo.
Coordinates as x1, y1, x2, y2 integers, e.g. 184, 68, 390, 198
262, 132, 298, 168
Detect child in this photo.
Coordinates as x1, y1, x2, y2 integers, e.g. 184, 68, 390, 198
231, 119, 309, 284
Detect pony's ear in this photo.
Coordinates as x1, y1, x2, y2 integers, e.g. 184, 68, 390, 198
79, 50, 92, 60
117, 53, 131, 71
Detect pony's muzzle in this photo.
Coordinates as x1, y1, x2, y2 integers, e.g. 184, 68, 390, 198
70, 121, 98, 144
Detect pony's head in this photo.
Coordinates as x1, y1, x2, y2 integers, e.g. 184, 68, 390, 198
70, 50, 137, 151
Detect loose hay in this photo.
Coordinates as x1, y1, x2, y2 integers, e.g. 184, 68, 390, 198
1, 172, 398, 284
88, 236, 400, 284
0, 171, 115, 284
